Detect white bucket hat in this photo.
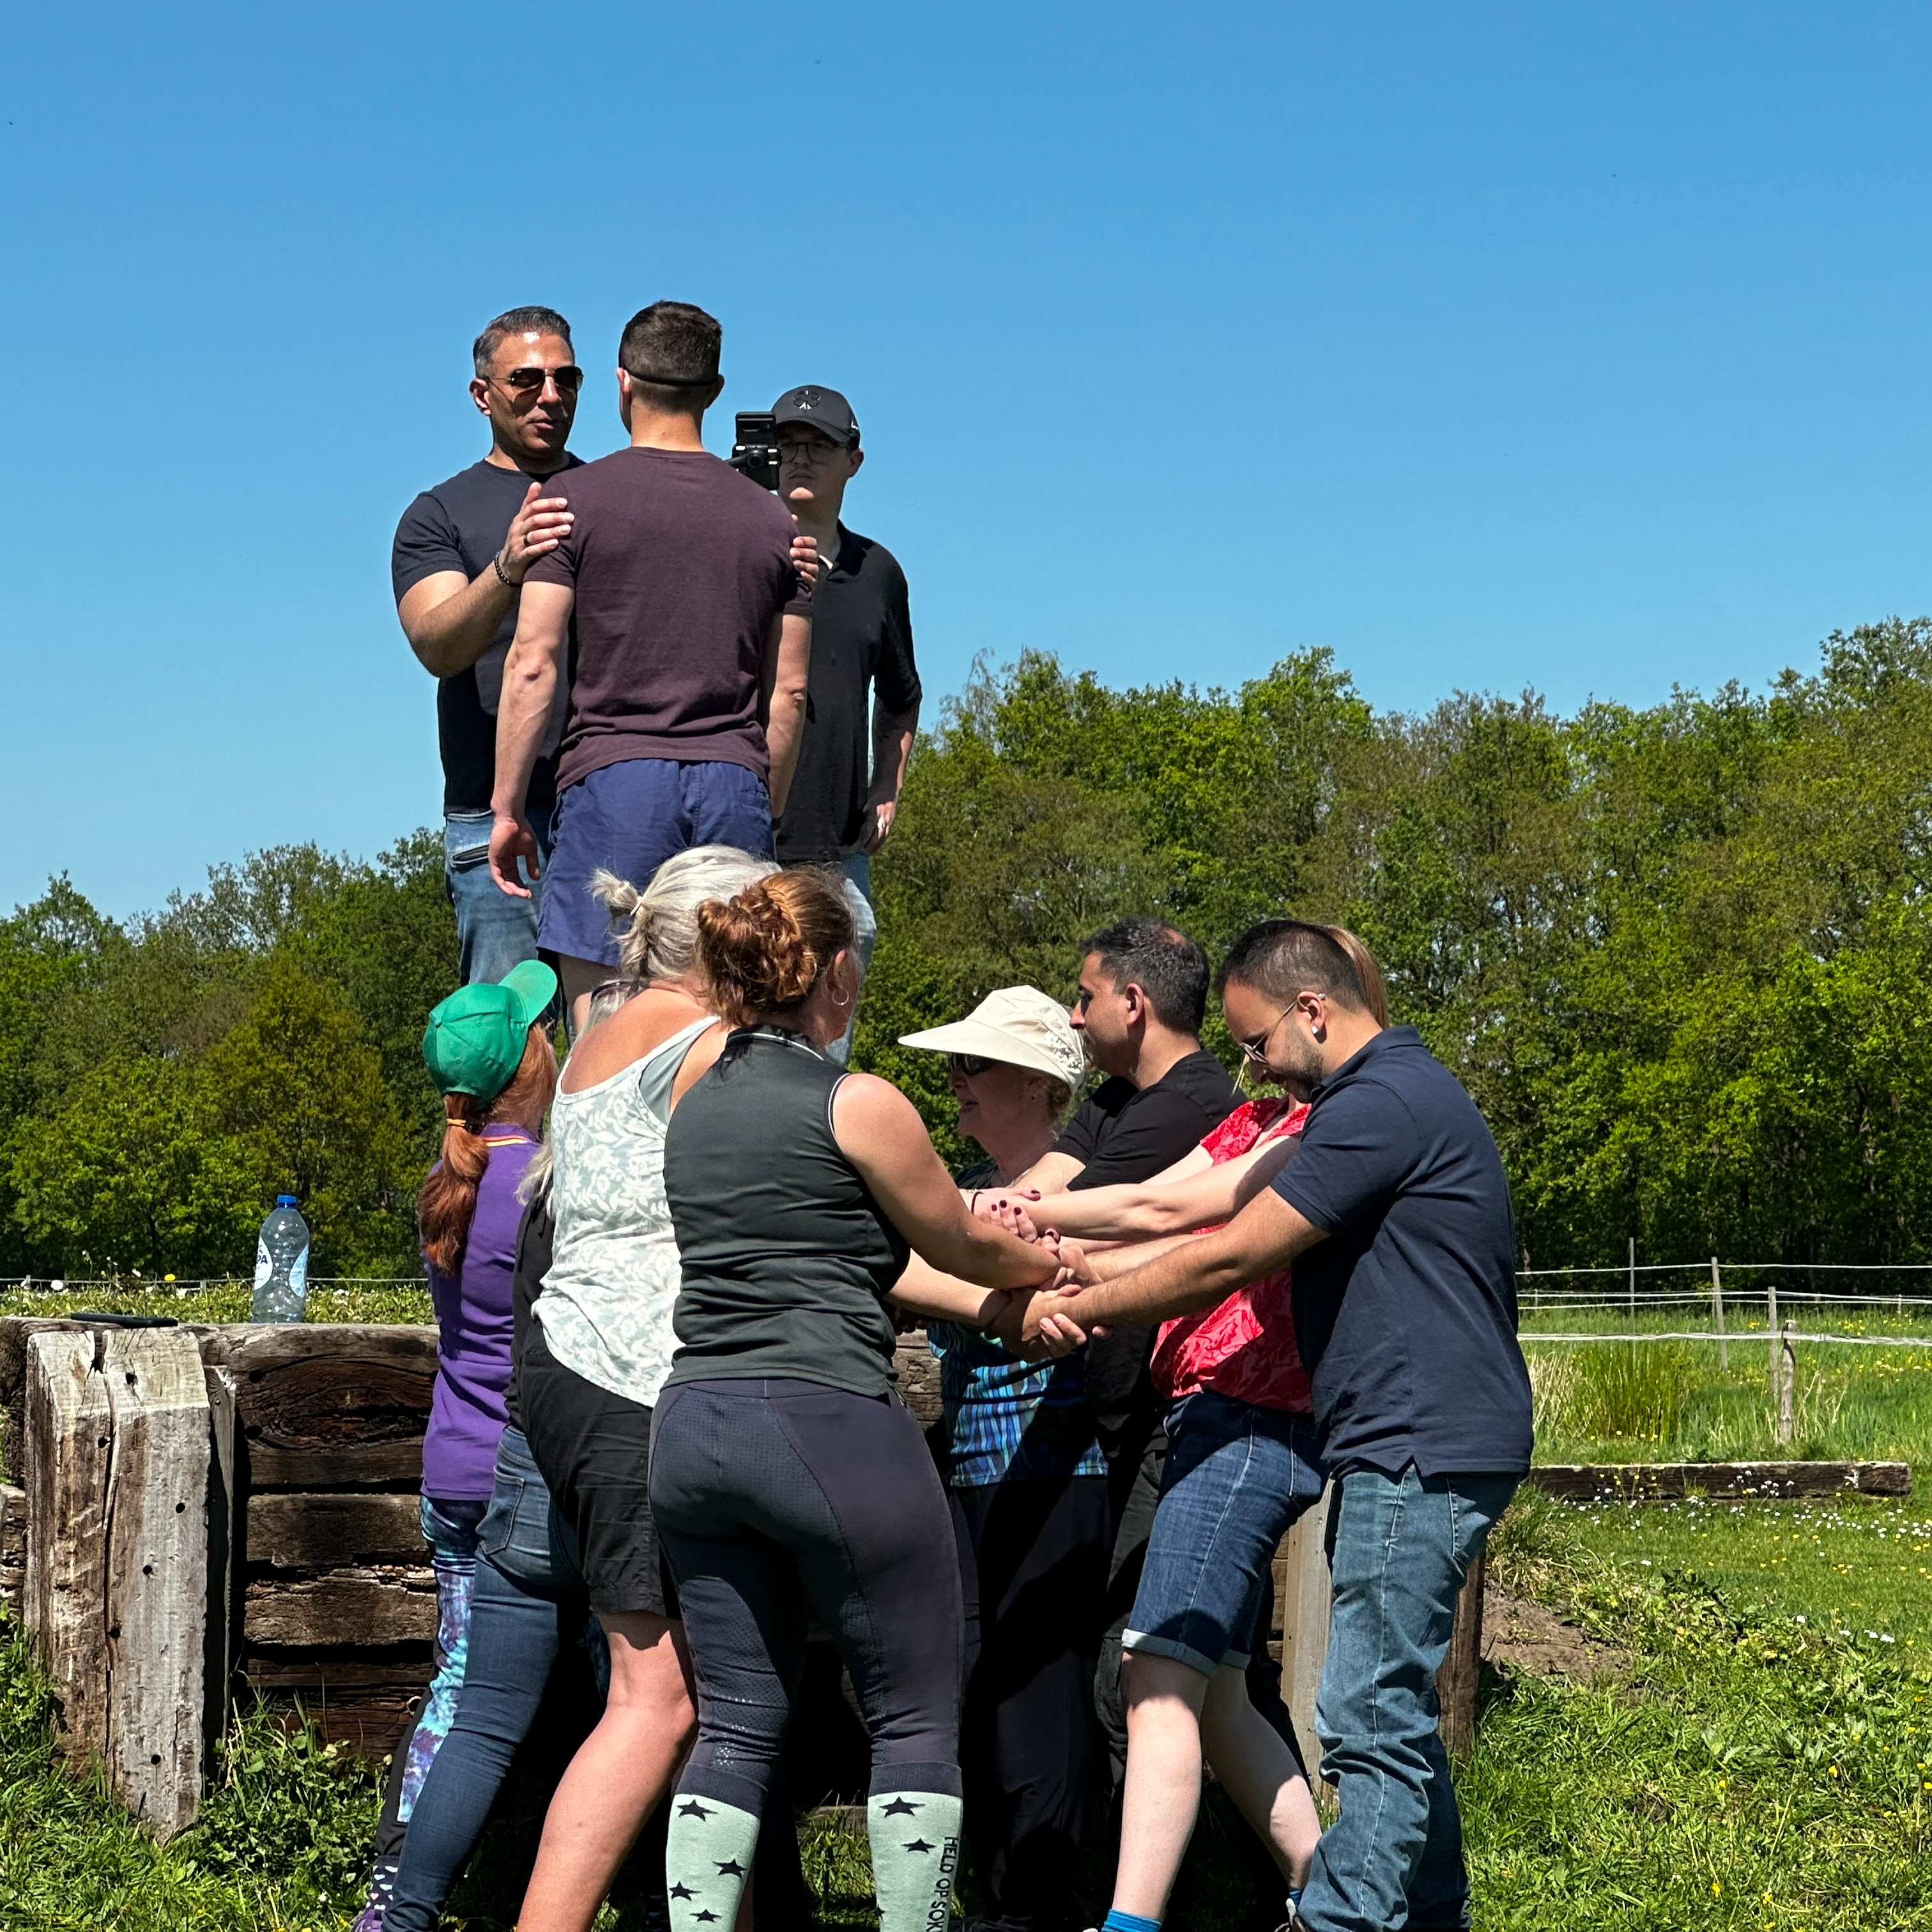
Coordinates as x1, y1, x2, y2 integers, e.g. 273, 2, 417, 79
899, 986, 1086, 1091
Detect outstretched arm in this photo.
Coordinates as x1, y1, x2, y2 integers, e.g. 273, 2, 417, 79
832, 1075, 1062, 1290
993, 1133, 1300, 1242
1022, 1186, 1326, 1343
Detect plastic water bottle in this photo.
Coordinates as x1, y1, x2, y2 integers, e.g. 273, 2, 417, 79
251, 1195, 310, 1323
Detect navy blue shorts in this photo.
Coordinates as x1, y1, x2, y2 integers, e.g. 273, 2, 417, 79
537, 756, 774, 967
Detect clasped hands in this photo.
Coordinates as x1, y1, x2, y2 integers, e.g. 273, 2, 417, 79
983, 1215, 1101, 1362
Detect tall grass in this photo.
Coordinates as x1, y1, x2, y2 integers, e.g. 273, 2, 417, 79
1526, 1335, 1926, 1468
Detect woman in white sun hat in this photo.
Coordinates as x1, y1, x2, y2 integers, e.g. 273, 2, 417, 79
898, 987, 1106, 1932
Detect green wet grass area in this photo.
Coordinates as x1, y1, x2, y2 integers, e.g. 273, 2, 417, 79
1519, 1301, 1932, 1466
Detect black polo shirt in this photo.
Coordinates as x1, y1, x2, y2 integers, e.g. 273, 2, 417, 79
1273, 1027, 1532, 1478
774, 526, 921, 865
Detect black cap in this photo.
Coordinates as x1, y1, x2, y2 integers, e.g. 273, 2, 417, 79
772, 385, 859, 448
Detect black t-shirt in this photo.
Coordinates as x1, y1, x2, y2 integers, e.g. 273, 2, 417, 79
1054, 1049, 1239, 1192
774, 528, 921, 864
392, 456, 581, 815
1274, 1027, 1533, 1477
1052, 1047, 1239, 1483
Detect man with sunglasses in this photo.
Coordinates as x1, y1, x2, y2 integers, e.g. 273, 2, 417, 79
393, 306, 583, 984
770, 386, 921, 1066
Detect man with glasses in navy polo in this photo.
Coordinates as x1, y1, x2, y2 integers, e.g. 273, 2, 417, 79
393, 306, 583, 983
1026, 921, 1531, 1932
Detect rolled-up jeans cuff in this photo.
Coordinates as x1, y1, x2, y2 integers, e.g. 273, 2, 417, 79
1121, 1626, 1248, 1678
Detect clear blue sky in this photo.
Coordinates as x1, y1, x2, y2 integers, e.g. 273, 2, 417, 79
9, 3, 1932, 919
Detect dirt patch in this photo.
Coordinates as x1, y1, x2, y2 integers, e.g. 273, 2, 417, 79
1482, 1586, 1630, 1683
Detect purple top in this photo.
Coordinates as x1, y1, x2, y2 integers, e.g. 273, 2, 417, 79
422, 1128, 537, 1501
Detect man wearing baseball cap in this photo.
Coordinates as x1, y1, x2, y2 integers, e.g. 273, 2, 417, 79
771, 385, 922, 1063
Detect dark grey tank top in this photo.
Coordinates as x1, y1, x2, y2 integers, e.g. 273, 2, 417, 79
662, 1026, 912, 1397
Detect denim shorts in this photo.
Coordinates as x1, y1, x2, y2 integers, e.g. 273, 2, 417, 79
537, 756, 774, 967
1122, 1390, 1325, 1678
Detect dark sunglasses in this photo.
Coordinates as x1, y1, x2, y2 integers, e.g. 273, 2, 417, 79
948, 1053, 998, 1078
493, 365, 585, 397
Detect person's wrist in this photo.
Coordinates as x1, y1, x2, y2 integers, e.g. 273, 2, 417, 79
493, 549, 521, 589
978, 1290, 1013, 1336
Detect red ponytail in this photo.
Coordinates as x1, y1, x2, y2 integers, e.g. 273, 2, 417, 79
419, 1025, 553, 1275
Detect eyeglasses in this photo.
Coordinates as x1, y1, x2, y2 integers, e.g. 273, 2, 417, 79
778, 436, 843, 462
1236, 1009, 1291, 1068
489, 365, 585, 398
948, 1053, 998, 1077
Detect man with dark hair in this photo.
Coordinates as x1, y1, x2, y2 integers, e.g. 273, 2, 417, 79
770, 385, 921, 1065
489, 301, 816, 1032
393, 305, 582, 983
1026, 919, 1532, 1932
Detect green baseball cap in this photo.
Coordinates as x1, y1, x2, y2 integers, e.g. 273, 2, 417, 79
421, 959, 558, 1102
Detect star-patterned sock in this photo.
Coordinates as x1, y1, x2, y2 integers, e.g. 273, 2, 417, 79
662, 1789, 760, 1931
866, 1788, 963, 1932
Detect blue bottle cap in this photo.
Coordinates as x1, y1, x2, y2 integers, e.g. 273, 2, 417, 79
275, 1195, 298, 1207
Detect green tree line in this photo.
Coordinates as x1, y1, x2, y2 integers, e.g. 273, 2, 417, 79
6, 618, 1932, 1279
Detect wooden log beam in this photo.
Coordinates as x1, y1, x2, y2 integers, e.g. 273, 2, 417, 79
193, 1324, 436, 1493
24, 1330, 112, 1761
1528, 1460, 1912, 1503
244, 1566, 437, 1648
100, 1328, 208, 1840
247, 1492, 425, 1570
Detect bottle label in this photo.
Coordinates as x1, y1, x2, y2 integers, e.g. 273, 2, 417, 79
289, 1250, 309, 1298
253, 1239, 272, 1292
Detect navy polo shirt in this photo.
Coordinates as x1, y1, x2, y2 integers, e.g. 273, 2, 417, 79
1272, 1027, 1533, 1478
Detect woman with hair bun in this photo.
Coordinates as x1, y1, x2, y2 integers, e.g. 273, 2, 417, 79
512, 844, 778, 1932
650, 868, 1071, 1932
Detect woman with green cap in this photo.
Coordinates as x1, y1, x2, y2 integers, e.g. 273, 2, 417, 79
352, 958, 558, 1928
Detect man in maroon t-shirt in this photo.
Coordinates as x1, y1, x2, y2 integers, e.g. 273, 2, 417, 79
489, 301, 815, 1031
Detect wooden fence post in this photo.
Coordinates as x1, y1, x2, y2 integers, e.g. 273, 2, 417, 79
1436, 1550, 1486, 1759
1710, 1257, 1728, 1370
1776, 1321, 1796, 1446
24, 1329, 113, 1759
1767, 1282, 1780, 1402
1275, 1487, 1335, 1776
100, 1328, 208, 1839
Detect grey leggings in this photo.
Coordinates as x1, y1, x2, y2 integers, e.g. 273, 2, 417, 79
649, 1377, 964, 1816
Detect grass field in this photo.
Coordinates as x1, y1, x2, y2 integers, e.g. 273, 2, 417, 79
6, 1285, 1932, 1926
8, 1486, 1932, 1928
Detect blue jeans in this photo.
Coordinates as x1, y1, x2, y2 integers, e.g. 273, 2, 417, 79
825, 850, 878, 1068
1122, 1392, 1324, 1677
1299, 1466, 1517, 1932
445, 806, 552, 986
384, 1425, 607, 1932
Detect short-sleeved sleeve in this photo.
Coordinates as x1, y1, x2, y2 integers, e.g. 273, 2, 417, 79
392, 490, 466, 602
875, 558, 921, 713
521, 509, 579, 590
1273, 1078, 1423, 1234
